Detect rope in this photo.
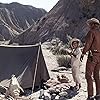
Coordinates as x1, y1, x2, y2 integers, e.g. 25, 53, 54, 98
32, 42, 41, 93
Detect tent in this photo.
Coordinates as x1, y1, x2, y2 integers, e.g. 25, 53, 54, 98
0, 44, 50, 89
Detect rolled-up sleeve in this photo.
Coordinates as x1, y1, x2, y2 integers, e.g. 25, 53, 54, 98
82, 31, 94, 54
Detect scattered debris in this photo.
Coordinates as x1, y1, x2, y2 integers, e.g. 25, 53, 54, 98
5, 74, 24, 99
39, 74, 79, 100
44, 78, 60, 88
57, 74, 69, 83
51, 66, 68, 72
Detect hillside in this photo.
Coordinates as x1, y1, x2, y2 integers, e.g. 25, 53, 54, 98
0, 2, 46, 40
12, 0, 100, 44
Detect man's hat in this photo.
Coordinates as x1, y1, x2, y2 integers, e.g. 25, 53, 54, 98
87, 18, 100, 25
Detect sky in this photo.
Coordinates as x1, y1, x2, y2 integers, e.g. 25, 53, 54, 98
1, 0, 59, 11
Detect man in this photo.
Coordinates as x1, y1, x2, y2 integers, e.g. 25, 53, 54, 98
80, 18, 100, 100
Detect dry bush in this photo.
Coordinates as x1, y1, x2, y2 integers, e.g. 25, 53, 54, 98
59, 48, 67, 55
51, 43, 69, 55
57, 55, 71, 68
49, 37, 72, 55
52, 44, 70, 55
51, 42, 62, 55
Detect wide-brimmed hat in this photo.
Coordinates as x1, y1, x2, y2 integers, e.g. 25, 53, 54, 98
70, 38, 80, 48
86, 18, 100, 25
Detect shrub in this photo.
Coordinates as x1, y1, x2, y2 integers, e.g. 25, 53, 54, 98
57, 55, 71, 68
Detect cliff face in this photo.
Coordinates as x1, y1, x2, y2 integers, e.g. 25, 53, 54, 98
0, 2, 46, 40
12, 0, 100, 45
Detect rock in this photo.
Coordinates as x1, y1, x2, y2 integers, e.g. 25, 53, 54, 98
0, 2, 46, 41
55, 95, 60, 100
49, 88, 55, 94
45, 78, 60, 88
59, 96, 67, 100
59, 91, 68, 97
0, 94, 5, 100
51, 93, 56, 100
0, 85, 7, 94
52, 67, 68, 72
12, 0, 100, 44
55, 88, 60, 94
57, 74, 69, 83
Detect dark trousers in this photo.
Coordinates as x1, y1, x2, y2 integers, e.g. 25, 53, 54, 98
85, 55, 100, 97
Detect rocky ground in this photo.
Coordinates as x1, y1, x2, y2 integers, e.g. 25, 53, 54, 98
41, 43, 88, 100
31, 42, 90, 100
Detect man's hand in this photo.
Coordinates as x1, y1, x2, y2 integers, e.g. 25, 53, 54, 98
80, 54, 84, 62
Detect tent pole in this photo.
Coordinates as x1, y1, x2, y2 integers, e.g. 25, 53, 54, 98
32, 42, 41, 93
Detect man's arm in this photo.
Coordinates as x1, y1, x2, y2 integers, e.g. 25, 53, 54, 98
80, 31, 94, 62
82, 30, 94, 54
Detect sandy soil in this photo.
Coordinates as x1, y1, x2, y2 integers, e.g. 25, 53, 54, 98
41, 43, 88, 100
27, 43, 96, 100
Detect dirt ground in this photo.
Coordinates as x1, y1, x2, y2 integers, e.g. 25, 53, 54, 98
40, 43, 88, 100
5, 43, 95, 100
